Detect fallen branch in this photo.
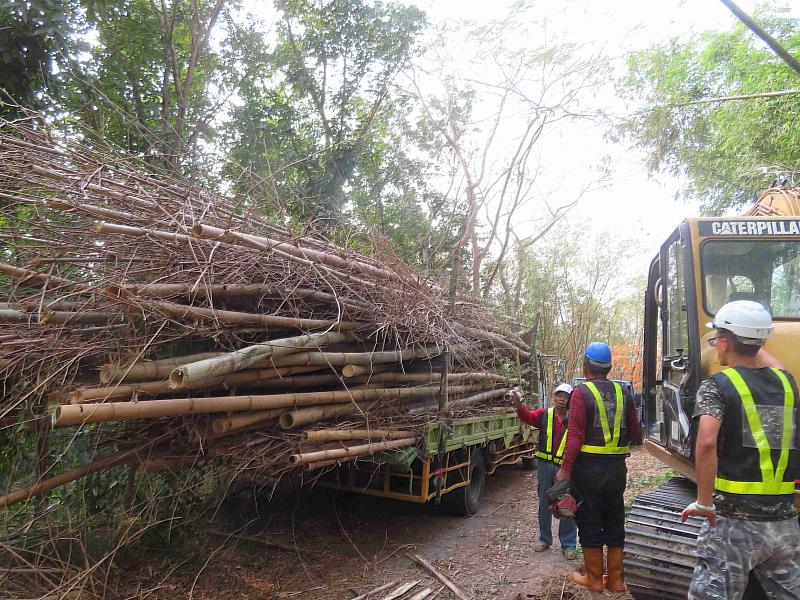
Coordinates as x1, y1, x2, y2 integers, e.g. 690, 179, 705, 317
405, 551, 472, 600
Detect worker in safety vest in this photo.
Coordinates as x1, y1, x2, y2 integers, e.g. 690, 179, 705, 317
510, 383, 577, 559
681, 300, 800, 599
555, 342, 640, 593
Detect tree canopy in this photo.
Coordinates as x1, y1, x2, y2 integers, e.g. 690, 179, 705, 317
617, 6, 800, 214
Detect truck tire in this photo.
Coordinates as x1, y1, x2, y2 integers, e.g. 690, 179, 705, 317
444, 449, 485, 516
521, 457, 536, 470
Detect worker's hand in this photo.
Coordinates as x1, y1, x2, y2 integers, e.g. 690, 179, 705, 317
555, 468, 570, 482
681, 501, 717, 527
506, 389, 523, 410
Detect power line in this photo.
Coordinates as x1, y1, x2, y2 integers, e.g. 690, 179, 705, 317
719, 0, 800, 77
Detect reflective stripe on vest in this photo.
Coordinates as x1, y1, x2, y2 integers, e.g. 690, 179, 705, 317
536, 407, 568, 464
580, 381, 631, 455
714, 367, 796, 496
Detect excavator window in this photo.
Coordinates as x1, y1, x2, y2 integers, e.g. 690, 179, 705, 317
701, 240, 800, 318
666, 240, 690, 359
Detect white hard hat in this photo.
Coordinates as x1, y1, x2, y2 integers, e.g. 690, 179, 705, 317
707, 300, 773, 344
554, 383, 573, 395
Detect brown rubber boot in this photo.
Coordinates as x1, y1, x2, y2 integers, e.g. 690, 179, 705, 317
605, 546, 627, 592
571, 547, 605, 593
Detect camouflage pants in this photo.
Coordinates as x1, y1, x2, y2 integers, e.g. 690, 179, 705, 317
688, 515, 800, 600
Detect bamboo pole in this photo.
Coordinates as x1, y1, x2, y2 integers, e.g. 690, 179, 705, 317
0, 444, 152, 509
108, 283, 372, 310
169, 331, 353, 388
55, 385, 486, 427
191, 224, 379, 290
0, 261, 78, 288
288, 437, 418, 465
406, 551, 471, 600
280, 403, 376, 429
44, 198, 140, 222
191, 223, 399, 283
349, 580, 401, 600
148, 299, 361, 333
67, 365, 323, 403
40, 309, 125, 325
100, 352, 223, 384
342, 364, 375, 378
256, 346, 443, 374
276, 386, 486, 429
94, 222, 190, 243
210, 409, 285, 434
302, 429, 415, 442
0, 309, 32, 323
28, 165, 156, 209
444, 388, 509, 411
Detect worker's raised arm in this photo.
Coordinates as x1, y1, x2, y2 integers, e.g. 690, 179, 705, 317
508, 390, 545, 427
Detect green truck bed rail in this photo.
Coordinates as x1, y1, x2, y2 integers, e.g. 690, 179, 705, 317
422, 410, 534, 457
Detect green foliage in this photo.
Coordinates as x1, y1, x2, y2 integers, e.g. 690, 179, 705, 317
616, 6, 800, 214
225, 0, 428, 228
0, 0, 87, 116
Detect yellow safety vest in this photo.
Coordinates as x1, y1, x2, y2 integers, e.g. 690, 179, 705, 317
535, 407, 568, 464
580, 381, 630, 455
714, 367, 796, 496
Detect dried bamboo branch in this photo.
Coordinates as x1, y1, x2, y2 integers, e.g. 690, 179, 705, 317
288, 437, 418, 465
55, 384, 489, 427
169, 331, 353, 388
302, 429, 415, 442
100, 352, 224, 383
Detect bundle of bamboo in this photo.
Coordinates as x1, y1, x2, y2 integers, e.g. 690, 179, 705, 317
0, 116, 533, 508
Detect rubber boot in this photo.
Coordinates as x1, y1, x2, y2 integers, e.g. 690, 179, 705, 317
605, 546, 627, 592
571, 547, 605, 593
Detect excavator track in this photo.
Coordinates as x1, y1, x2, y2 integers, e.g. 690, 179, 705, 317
624, 477, 702, 599
625, 476, 771, 599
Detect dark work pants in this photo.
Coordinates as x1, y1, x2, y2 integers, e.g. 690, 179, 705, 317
572, 454, 627, 548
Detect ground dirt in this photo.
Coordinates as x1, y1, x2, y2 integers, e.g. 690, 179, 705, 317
120, 447, 672, 600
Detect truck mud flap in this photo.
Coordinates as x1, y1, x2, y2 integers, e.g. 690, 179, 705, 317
624, 477, 702, 600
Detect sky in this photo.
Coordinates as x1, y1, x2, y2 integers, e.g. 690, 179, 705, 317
242, 0, 797, 295
410, 0, 797, 289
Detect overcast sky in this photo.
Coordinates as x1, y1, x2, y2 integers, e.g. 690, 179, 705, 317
411, 0, 797, 287
242, 1, 798, 293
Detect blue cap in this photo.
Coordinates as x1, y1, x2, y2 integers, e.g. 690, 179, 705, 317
585, 342, 612, 368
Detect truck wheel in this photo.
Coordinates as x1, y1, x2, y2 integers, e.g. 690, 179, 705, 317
445, 450, 485, 516
521, 457, 536, 470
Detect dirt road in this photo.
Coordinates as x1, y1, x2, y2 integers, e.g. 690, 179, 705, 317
126, 447, 669, 599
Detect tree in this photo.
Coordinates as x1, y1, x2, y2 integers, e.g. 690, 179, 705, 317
616, 6, 800, 214
411, 17, 602, 298
0, 0, 86, 118
511, 225, 644, 380
224, 0, 427, 225
58, 0, 262, 177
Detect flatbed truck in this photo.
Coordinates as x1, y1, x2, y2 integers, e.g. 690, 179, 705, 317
318, 410, 537, 515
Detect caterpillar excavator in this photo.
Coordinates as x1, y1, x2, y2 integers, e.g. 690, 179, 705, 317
625, 186, 800, 599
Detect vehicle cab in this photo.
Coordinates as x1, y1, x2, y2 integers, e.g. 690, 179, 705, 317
643, 213, 800, 462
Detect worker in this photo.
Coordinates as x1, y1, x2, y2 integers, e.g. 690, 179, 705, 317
681, 300, 800, 599
509, 383, 577, 560
555, 342, 640, 593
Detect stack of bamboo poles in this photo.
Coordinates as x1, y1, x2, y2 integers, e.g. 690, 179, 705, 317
0, 115, 532, 508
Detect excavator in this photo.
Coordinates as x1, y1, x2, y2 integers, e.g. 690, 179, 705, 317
625, 186, 800, 599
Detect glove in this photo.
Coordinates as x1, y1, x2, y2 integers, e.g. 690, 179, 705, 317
549, 494, 578, 519
545, 479, 580, 520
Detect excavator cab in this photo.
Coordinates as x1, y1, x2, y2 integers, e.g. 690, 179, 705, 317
631, 190, 800, 599
643, 211, 800, 465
